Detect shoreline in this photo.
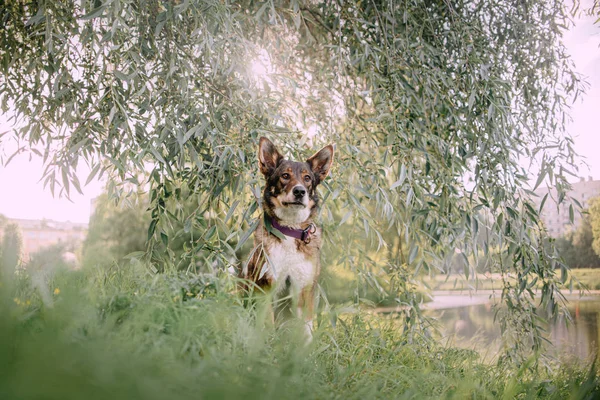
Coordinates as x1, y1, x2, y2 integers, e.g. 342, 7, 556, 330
374, 290, 600, 313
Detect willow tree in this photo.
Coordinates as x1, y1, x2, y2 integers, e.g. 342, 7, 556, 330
0, 0, 585, 363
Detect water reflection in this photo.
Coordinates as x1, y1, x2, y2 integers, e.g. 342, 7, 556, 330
429, 298, 600, 361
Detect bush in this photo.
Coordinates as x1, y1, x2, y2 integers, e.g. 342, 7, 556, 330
1, 222, 24, 274
82, 193, 149, 268
555, 216, 600, 269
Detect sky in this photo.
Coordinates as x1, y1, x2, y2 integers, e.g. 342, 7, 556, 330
0, 6, 599, 224
0, 139, 104, 223
563, 2, 600, 180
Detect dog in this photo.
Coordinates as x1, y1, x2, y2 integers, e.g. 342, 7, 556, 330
242, 137, 334, 339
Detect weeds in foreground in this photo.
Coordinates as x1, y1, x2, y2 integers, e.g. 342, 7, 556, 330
0, 263, 598, 399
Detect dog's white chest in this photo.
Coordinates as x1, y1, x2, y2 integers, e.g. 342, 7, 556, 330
266, 237, 315, 293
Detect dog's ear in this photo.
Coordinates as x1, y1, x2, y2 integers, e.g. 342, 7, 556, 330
258, 137, 284, 176
307, 144, 334, 183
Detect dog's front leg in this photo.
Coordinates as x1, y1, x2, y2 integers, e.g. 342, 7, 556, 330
298, 285, 315, 341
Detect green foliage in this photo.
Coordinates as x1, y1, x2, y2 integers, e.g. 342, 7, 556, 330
563, 268, 600, 291
27, 241, 78, 272
1, 222, 24, 274
0, 0, 594, 363
83, 192, 149, 267
589, 197, 600, 258
588, 0, 600, 20
1, 264, 598, 400
556, 230, 600, 270
321, 264, 426, 307
555, 199, 600, 269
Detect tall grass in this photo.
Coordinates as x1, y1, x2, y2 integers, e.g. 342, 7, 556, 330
1, 261, 598, 399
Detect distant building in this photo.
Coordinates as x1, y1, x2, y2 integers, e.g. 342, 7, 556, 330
0, 218, 88, 260
534, 177, 600, 237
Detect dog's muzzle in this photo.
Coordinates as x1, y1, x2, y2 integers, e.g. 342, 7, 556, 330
282, 185, 308, 207
292, 185, 307, 199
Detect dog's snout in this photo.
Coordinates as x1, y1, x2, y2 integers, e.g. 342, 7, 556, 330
293, 185, 306, 198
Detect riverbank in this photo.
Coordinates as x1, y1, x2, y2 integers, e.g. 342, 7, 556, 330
375, 289, 600, 313
423, 269, 600, 291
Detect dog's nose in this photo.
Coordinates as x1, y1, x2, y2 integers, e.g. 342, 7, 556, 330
293, 185, 306, 198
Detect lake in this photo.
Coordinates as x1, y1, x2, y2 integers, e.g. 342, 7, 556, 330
427, 295, 600, 362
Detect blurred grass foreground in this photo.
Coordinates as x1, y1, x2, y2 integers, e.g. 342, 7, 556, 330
1, 257, 599, 400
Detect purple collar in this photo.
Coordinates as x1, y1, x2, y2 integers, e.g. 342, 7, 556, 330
270, 216, 316, 244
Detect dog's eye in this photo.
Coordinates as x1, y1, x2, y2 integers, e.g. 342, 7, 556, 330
304, 175, 311, 182
281, 173, 290, 180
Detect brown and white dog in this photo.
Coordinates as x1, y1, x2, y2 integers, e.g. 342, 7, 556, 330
243, 137, 334, 339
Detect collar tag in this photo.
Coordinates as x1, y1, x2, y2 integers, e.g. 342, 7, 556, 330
300, 224, 317, 244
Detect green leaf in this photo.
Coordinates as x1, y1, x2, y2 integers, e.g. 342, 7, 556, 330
148, 146, 167, 165
533, 169, 547, 191
184, 218, 192, 233
390, 164, 407, 190
86, 164, 101, 185
339, 211, 352, 226
205, 225, 217, 240
569, 203, 574, 224
182, 126, 197, 145
80, 5, 106, 20
408, 245, 418, 264
114, 70, 129, 82
124, 251, 146, 260
148, 219, 158, 241
538, 193, 548, 213
61, 167, 70, 196
71, 174, 84, 195
69, 139, 88, 155
224, 200, 240, 224
236, 219, 259, 251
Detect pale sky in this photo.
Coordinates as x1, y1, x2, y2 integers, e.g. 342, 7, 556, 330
0, 7, 599, 224
0, 135, 104, 223
563, 1, 600, 181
